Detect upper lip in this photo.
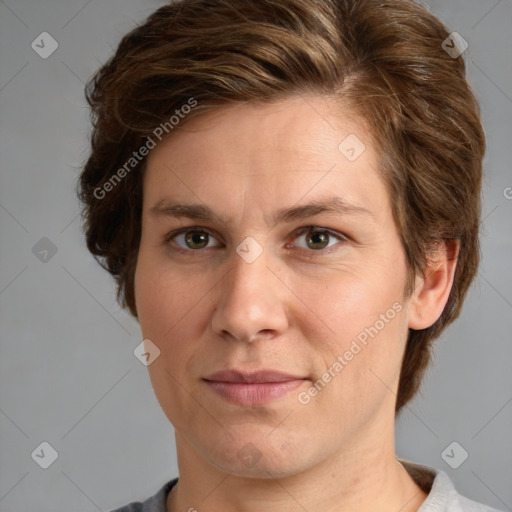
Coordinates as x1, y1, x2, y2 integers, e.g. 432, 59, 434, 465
204, 370, 306, 383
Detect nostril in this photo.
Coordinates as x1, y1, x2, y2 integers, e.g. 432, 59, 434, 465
248, 329, 275, 343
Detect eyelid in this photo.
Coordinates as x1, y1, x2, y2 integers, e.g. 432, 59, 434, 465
164, 226, 215, 242
292, 225, 347, 240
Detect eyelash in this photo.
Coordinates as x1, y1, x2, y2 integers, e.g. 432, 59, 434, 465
163, 225, 348, 256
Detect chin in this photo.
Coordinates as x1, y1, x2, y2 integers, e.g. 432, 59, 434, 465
201, 434, 312, 480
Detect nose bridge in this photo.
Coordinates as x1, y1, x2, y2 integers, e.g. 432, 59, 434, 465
212, 238, 288, 342
229, 241, 269, 298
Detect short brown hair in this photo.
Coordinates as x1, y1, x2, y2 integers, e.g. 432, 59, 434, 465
78, 0, 485, 414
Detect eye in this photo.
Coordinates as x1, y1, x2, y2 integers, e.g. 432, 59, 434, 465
292, 227, 347, 251
165, 226, 346, 253
166, 228, 221, 250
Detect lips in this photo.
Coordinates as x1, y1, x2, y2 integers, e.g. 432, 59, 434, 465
203, 369, 308, 406
205, 369, 304, 384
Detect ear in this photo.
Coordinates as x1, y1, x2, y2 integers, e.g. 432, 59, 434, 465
408, 240, 459, 330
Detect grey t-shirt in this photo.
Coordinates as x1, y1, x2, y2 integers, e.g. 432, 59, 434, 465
110, 459, 504, 512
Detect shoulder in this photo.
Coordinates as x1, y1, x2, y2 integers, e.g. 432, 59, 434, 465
109, 478, 178, 512
399, 459, 504, 512
456, 492, 504, 512
427, 470, 504, 512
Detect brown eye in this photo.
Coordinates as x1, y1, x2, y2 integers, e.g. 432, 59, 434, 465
305, 230, 330, 250
185, 230, 209, 249
170, 229, 221, 250
294, 227, 346, 251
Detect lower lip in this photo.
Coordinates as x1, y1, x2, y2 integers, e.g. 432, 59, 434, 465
204, 379, 306, 406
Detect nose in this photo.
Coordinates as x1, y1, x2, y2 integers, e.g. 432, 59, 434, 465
211, 244, 289, 344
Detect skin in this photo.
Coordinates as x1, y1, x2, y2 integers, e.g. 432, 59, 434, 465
133, 94, 458, 512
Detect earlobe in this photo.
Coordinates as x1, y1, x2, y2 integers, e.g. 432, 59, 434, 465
408, 240, 459, 330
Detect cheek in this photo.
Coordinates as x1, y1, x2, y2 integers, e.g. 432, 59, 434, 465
292, 259, 406, 348
134, 259, 211, 428
135, 255, 205, 339
291, 259, 408, 410
134, 255, 220, 376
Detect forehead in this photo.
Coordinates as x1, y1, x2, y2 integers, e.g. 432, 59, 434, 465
148, 95, 369, 164
142, 95, 388, 223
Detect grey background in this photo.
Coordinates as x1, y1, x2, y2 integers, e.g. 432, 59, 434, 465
0, 0, 511, 511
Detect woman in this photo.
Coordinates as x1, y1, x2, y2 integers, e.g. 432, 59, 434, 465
78, 0, 501, 510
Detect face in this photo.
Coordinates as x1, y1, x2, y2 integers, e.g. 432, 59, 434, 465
134, 95, 413, 478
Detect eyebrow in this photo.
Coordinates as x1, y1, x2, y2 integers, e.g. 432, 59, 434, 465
149, 196, 375, 225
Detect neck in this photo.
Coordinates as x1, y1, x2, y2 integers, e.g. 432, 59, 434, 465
166, 417, 428, 512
